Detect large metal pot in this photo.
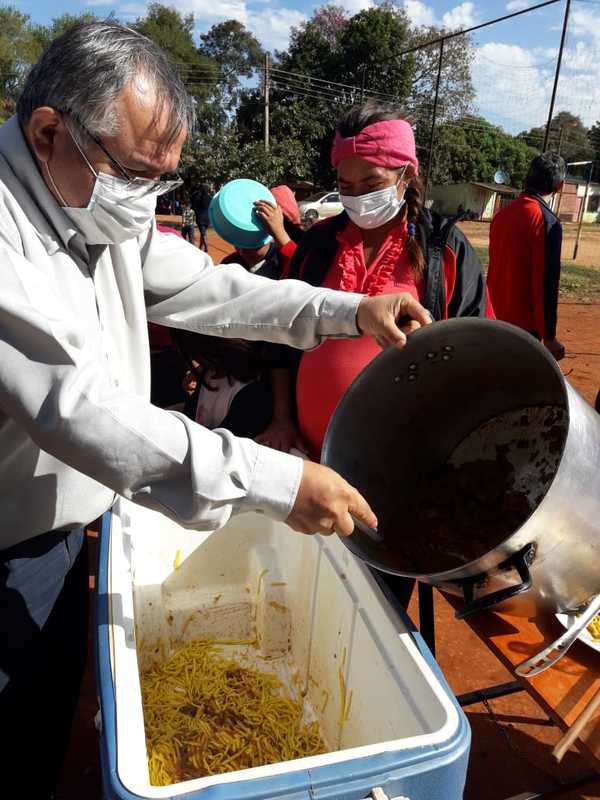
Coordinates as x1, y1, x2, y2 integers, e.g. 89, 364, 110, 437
322, 319, 600, 618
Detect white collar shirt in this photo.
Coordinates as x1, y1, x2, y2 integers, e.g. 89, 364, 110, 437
0, 116, 362, 548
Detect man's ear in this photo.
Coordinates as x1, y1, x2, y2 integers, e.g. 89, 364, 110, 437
555, 180, 565, 193
25, 107, 63, 164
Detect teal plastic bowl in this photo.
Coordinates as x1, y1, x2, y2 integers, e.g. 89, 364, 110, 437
209, 179, 275, 249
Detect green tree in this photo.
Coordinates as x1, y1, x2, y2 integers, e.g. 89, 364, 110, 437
589, 120, 600, 179
0, 7, 42, 121
431, 116, 537, 187
31, 11, 100, 54
338, 7, 414, 99
238, 5, 416, 186
135, 3, 218, 111
197, 20, 264, 130
519, 112, 594, 165
407, 29, 474, 123
180, 129, 240, 189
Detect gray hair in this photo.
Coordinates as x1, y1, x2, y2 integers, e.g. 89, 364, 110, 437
17, 21, 193, 146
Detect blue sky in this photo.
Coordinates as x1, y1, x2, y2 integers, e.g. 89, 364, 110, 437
16, 0, 600, 134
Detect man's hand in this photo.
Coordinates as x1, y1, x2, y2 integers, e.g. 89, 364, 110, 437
286, 460, 377, 536
356, 294, 432, 349
543, 336, 565, 361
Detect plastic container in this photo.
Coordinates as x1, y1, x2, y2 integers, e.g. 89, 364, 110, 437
209, 179, 275, 249
96, 499, 471, 800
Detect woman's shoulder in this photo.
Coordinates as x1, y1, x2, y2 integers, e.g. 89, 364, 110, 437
417, 209, 475, 257
302, 212, 349, 244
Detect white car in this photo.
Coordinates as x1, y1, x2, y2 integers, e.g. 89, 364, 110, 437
298, 191, 344, 224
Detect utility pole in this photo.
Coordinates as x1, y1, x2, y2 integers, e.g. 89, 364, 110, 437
543, 0, 570, 152
557, 125, 564, 155
264, 52, 270, 151
360, 66, 366, 103
424, 38, 444, 203
573, 161, 593, 260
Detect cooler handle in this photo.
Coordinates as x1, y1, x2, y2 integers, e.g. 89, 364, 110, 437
368, 789, 410, 800
453, 543, 536, 619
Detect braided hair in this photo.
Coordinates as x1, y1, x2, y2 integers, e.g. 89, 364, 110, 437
336, 101, 426, 276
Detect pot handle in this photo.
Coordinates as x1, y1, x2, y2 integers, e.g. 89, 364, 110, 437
453, 544, 536, 620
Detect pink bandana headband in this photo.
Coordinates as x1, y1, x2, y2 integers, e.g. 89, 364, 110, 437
331, 119, 419, 173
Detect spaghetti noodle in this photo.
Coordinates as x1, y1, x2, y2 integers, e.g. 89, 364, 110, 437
141, 640, 326, 786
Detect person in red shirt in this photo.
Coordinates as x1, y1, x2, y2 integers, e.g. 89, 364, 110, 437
288, 101, 494, 461
487, 153, 566, 361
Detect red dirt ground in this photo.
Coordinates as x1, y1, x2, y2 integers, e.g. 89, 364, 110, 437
54, 230, 600, 800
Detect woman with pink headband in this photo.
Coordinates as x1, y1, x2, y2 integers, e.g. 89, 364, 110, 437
289, 101, 494, 462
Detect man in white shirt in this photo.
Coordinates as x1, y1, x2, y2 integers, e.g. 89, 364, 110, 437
0, 21, 430, 794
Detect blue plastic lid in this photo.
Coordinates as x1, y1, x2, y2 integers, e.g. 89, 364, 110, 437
209, 179, 275, 249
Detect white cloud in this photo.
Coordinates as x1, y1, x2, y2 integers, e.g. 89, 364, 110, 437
118, 0, 306, 49
125, 0, 250, 24
403, 0, 436, 27
505, 0, 532, 11
404, 0, 477, 30
118, 2, 148, 17
336, 0, 373, 13
247, 7, 307, 51
564, 41, 597, 71
533, 46, 558, 60
185, 0, 249, 23
570, 7, 600, 43
442, 1, 477, 29
472, 42, 551, 131
472, 39, 600, 133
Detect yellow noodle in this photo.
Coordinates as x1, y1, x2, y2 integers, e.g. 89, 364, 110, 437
587, 614, 600, 640
141, 639, 327, 786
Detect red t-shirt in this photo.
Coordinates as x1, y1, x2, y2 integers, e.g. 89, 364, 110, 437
296, 221, 424, 460
487, 193, 562, 340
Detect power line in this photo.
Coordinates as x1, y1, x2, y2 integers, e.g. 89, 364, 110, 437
259, 65, 402, 102
399, 0, 564, 55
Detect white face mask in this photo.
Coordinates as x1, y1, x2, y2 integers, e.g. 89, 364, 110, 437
46, 125, 179, 245
340, 183, 405, 230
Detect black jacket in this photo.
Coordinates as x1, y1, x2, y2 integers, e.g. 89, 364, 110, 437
288, 211, 490, 321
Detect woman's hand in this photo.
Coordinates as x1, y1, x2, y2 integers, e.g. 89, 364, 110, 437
254, 200, 290, 248
356, 293, 432, 349
256, 418, 307, 454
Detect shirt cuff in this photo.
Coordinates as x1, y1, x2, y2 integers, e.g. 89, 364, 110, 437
316, 290, 363, 339
246, 443, 304, 521
279, 239, 297, 259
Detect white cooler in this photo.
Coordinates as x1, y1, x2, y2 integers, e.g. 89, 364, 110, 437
96, 498, 470, 800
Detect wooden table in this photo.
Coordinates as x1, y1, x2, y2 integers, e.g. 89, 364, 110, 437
443, 592, 600, 772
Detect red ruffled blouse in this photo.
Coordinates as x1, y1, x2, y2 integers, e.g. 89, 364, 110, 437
296, 220, 424, 460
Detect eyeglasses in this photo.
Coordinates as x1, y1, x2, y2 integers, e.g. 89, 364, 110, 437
58, 108, 183, 196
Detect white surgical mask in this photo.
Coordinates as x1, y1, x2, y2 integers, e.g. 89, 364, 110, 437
340, 184, 405, 230
46, 125, 179, 245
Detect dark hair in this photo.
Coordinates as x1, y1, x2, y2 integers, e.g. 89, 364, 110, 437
525, 152, 566, 195
171, 329, 266, 387
336, 101, 425, 275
